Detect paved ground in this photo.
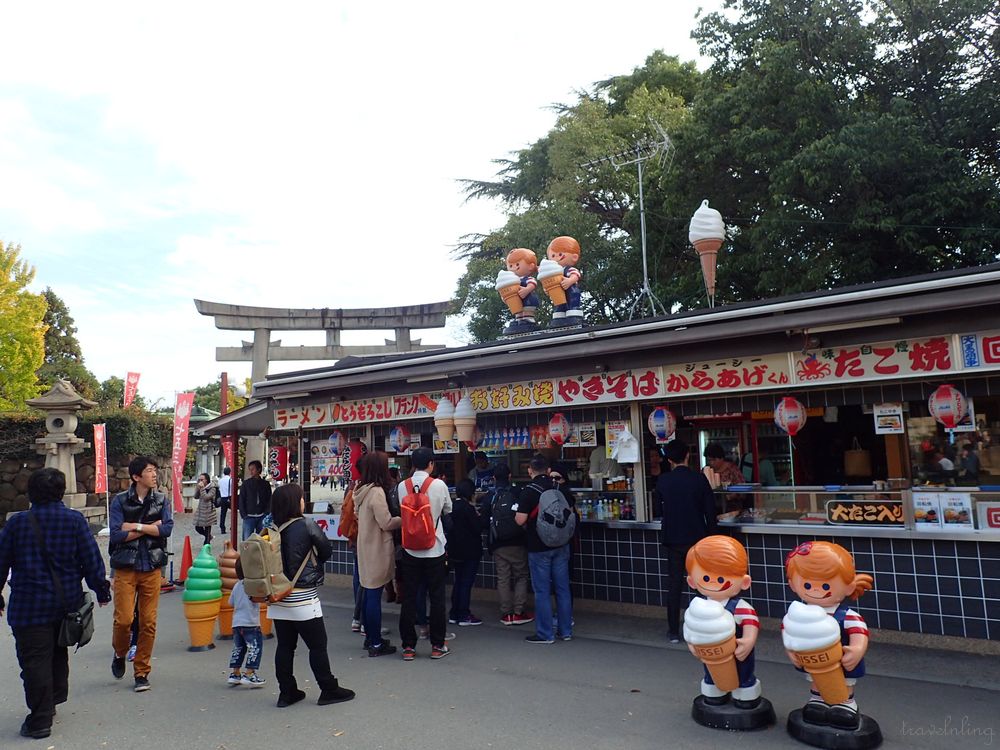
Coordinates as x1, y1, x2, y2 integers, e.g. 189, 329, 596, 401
1, 512, 997, 748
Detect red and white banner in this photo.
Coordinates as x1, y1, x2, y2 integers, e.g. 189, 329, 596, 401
268, 446, 289, 480
170, 393, 195, 513
221, 435, 236, 474
123, 372, 141, 407
93, 424, 108, 493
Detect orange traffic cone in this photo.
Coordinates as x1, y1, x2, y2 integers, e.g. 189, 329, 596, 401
177, 535, 194, 584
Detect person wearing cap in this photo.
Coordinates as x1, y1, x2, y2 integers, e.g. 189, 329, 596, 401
466, 452, 495, 491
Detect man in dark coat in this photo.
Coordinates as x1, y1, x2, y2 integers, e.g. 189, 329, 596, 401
654, 439, 718, 643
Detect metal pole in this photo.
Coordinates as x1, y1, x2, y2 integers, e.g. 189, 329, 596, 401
628, 146, 667, 320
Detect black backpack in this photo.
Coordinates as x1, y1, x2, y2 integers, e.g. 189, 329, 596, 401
488, 485, 522, 545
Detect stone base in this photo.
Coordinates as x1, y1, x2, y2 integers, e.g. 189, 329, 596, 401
787, 709, 882, 749
64, 492, 88, 510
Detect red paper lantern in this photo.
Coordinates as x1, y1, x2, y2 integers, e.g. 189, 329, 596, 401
464, 425, 483, 451
548, 412, 571, 446
928, 384, 968, 429
774, 397, 807, 437
389, 425, 411, 453
647, 406, 676, 442
345, 439, 367, 482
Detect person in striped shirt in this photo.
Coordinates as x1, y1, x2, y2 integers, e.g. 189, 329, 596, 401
785, 541, 873, 730
685, 536, 763, 708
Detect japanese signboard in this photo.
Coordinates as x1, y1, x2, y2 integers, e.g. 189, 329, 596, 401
268, 446, 288, 480
93, 424, 108, 494
976, 502, 1000, 531
873, 403, 904, 435
913, 493, 942, 528
306, 513, 348, 542
662, 354, 789, 397
958, 330, 1000, 371
123, 372, 140, 408
274, 403, 339, 429
605, 420, 630, 460
792, 336, 954, 386
170, 393, 195, 513
825, 499, 904, 526
467, 368, 663, 413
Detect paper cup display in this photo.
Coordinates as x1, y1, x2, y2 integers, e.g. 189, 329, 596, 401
538, 259, 566, 306
782, 601, 850, 705
683, 597, 740, 692
495, 270, 524, 314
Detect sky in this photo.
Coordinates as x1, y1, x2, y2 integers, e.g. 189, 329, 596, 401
0, 1, 720, 409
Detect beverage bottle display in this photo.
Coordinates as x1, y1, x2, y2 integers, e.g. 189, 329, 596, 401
612, 499, 621, 519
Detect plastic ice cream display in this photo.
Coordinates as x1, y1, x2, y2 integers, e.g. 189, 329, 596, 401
496, 269, 524, 314
453, 394, 478, 442
434, 396, 456, 441
688, 199, 725, 302
683, 597, 739, 692
537, 258, 566, 306
183, 544, 223, 651
782, 601, 849, 705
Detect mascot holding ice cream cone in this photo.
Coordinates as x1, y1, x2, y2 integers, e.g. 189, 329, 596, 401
783, 541, 882, 748
682, 536, 775, 730
497, 248, 539, 334
541, 236, 583, 328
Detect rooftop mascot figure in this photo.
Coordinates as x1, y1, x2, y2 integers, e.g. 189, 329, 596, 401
496, 248, 539, 335
539, 236, 583, 328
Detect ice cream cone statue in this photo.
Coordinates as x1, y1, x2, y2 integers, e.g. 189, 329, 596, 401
434, 396, 456, 441
182, 545, 223, 651
453, 393, 478, 442
688, 200, 725, 308
783, 541, 879, 745
683, 536, 774, 730
498, 248, 540, 334
542, 236, 583, 327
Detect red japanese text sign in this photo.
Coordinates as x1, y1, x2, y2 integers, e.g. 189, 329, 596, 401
268, 446, 289, 480
170, 393, 195, 513
93, 424, 108, 493
662, 354, 789, 397
792, 336, 954, 385
123, 372, 140, 407
273, 402, 338, 429
467, 368, 663, 413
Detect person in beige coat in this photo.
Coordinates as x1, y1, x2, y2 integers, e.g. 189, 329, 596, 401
354, 451, 402, 657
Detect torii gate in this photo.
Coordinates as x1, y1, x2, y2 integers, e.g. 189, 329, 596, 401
193, 299, 451, 386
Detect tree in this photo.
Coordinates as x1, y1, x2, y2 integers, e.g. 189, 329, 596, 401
36, 288, 100, 400
0, 242, 46, 410
191, 378, 248, 413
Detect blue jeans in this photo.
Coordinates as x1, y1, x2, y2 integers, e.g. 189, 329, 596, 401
230, 626, 263, 671
361, 586, 384, 646
528, 545, 572, 641
242, 515, 265, 540
449, 558, 480, 622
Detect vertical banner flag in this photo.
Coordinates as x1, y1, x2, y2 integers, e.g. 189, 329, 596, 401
221, 435, 236, 473
268, 445, 289, 481
170, 393, 196, 513
123, 372, 141, 407
93, 424, 108, 493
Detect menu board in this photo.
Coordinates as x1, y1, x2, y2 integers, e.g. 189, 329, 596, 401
912, 493, 942, 528
432, 433, 460, 454
605, 420, 630, 459
940, 493, 974, 530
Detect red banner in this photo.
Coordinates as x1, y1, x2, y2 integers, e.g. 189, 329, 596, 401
93, 424, 108, 493
268, 446, 288, 480
123, 372, 141, 407
221, 435, 236, 474
170, 393, 195, 513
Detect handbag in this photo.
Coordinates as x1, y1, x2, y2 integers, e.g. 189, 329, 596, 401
843, 437, 872, 478
28, 512, 96, 650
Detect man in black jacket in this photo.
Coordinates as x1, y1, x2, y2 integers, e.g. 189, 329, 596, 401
239, 460, 272, 540
655, 439, 717, 643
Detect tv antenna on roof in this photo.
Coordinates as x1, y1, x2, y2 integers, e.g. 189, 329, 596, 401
579, 121, 673, 320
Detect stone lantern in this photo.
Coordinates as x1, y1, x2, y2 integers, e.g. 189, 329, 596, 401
27, 379, 97, 509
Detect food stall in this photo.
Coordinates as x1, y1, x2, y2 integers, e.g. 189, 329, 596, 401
199, 264, 1000, 640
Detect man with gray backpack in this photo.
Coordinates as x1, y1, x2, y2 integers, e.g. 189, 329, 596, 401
514, 454, 576, 644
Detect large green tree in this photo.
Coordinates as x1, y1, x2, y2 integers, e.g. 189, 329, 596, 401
456, 3, 1000, 342
191, 378, 249, 413
36, 287, 100, 400
0, 242, 46, 410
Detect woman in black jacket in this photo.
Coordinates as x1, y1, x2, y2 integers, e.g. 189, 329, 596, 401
267, 484, 355, 708
446, 479, 485, 626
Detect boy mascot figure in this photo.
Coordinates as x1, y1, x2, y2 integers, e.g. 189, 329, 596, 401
538, 236, 583, 328
497, 248, 539, 334
683, 535, 775, 730
783, 541, 881, 748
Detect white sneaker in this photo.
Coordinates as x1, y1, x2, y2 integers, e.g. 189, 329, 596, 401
241, 673, 266, 688
227, 672, 242, 685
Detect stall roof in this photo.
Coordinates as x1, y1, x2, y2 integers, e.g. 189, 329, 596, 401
194, 400, 271, 437
249, 264, 1000, 402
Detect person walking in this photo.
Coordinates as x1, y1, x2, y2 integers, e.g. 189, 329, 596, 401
226, 559, 266, 688
267, 484, 355, 707
481, 463, 532, 626
654, 439, 718, 643
0, 468, 112, 740
354, 451, 401, 657
238, 460, 272, 541
446, 479, 484, 627
109, 456, 173, 692
193, 472, 217, 546
217, 467, 232, 535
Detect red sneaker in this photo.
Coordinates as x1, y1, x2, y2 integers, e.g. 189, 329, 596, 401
501, 614, 516, 626
402, 647, 416, 661
511, 612, 535, 625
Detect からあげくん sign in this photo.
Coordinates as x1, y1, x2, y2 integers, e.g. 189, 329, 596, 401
825, 499, 904, 526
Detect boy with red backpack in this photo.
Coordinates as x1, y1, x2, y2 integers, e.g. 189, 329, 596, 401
397, 448, 452, 660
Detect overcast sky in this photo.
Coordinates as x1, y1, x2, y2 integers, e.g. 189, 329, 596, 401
1, 1, 719, 408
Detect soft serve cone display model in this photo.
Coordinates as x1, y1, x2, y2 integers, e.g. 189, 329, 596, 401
537, 259, 566, 306
683, 597, 740, 692
453, 394, 478, 442
434, 397, 456, 441
182, 544, 223, 651
495, 269, 524, 314
782, 601, 850, 705
688, 200, 725, 303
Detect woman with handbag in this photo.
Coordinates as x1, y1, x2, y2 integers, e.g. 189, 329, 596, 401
267, 484, 355, 708
354, 451, 401, 656
193, 473, 217, 546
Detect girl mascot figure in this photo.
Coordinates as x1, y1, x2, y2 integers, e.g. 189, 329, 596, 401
683, 536, 774, 729
783, 541, 880, 746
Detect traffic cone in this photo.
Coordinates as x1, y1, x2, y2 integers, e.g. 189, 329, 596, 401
177, 535, 194, 584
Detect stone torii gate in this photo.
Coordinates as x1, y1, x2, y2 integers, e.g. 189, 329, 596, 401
193, 299, 451, 386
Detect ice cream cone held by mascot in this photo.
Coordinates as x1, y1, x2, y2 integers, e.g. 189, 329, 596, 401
498, 248, 540, 334
682, 536, 774, 730
541, 236, 583, 328
783, 541, 881, 746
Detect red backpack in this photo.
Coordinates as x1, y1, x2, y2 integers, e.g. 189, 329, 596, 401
400, 477, 439, 551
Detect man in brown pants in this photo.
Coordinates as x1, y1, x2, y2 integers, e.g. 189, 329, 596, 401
482, 464, 533, 626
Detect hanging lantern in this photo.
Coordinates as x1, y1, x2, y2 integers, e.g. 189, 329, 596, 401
464, 425, 483, 451
345, 438, 368, 482
647, 406, 676, 443
388, 425, 411, 453
434, 396, 456, 440
453, 394, 478, 442
328, 431, 345, 456
774, 397, 807, 437
928, 384, 968, 429
548, 412, 571, 446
